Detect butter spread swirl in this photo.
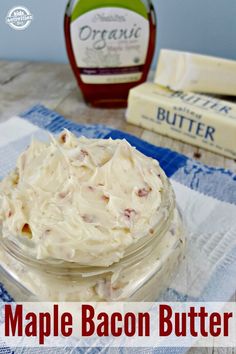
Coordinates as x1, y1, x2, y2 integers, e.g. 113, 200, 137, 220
0, 130, 164, 267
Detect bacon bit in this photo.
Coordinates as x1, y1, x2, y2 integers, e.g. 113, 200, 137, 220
12, 169, 19, 186
111, 285, 120, 291
77, 149, 89, 161
136, 186, 152, 197
102, 195, 110, 203
21, 223, 32, 239
59, 191, 69, 199
81, 150, 88, 160
7, 211, 12, 218
81, 149, 88, 156
45, 229, 51, 234
157, 174, 161, 178
149, 228, 154, 235
82, 214, 94, 223
13, 175, 19, 186
124, 208, 137, 219
60, 133, 67, 144
88, 186, 94, 191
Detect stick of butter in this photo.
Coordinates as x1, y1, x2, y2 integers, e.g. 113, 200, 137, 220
126, 82, 236, 159
155, 49, 236, 96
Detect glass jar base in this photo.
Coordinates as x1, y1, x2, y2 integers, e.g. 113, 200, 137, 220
0, 208, 185, 302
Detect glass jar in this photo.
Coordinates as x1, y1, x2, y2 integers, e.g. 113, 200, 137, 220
0, 172, 185, 302
64, 0, 157, 108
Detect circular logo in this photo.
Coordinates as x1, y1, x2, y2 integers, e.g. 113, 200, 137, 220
5, 6, 33, 30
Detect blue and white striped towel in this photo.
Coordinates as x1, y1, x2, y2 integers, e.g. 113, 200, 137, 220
0, 105, 235, 353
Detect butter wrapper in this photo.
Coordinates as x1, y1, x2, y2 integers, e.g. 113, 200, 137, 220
155, 49, 236, 96
126, 83, 236, 159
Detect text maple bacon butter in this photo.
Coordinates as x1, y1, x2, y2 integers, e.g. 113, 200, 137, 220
0, 131, 185, 301
126, 83, 236, 159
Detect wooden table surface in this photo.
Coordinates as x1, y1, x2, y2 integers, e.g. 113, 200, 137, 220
0, 61, 235, 353
1, 60, 235, 173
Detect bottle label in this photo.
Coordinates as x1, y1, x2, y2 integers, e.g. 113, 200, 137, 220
70, 5, 150, 84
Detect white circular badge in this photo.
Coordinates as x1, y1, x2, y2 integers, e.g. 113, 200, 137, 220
5, 6, 33, 31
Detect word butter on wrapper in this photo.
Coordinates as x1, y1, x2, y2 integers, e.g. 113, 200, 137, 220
126, 83, 236, 159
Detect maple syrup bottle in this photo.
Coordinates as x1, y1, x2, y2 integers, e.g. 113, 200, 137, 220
64, 0, 156, 108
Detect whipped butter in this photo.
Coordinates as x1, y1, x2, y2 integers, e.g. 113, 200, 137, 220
0, 131, 164, 266
0, 131, 185, 301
